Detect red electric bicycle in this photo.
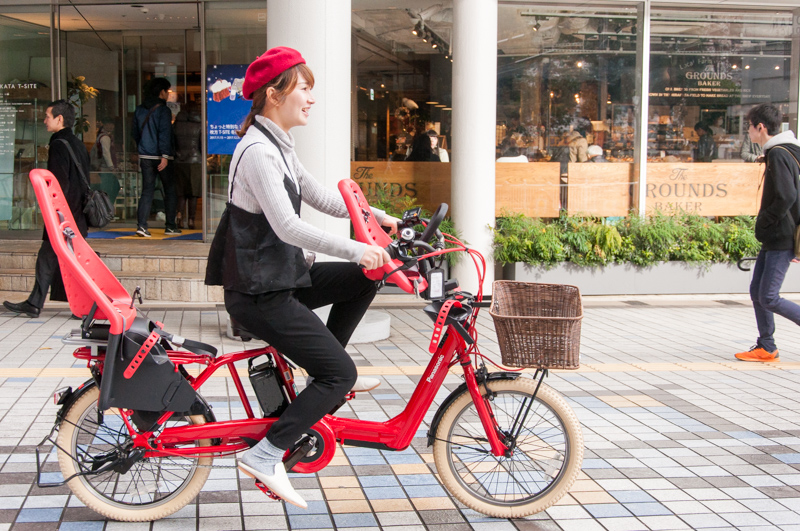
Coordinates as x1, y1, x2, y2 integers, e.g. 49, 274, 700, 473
31, 169, 583, 521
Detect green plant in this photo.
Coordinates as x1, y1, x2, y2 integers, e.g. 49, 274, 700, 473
66, 75, 99, 135
494, 211, 761, 267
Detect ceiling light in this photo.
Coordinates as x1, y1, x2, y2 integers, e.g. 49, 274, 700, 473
426, 101, 439, 105
775, 65, 780, 70
432, 42, 438, 49
745, 64, 750, 69
577, 61, 583, 68
533, 22, 541, 31
732, 64, 738, 69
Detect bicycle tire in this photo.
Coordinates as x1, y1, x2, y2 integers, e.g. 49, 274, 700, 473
56, 386, 212, 521
433, 378, 583, 518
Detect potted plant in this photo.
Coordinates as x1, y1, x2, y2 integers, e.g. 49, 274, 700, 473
493, 211, 769, 295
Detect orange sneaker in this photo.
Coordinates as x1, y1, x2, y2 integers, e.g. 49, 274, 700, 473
735, 345, 779, 363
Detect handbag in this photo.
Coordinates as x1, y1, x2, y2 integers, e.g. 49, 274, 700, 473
58, 139, 115, 228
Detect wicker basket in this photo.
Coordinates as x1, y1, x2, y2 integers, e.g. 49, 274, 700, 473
489, 281, 582, 370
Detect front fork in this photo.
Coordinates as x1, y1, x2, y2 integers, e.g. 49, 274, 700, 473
459, 354, 509, 457
460, 353, 548, 458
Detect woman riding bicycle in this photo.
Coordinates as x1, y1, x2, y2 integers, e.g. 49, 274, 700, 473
206, 47, 397, 508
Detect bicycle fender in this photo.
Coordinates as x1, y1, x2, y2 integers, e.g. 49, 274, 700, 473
54, 379, 97, 424
426, 372, 521, 447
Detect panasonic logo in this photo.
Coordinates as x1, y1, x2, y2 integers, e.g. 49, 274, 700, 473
426, 355, 444, 383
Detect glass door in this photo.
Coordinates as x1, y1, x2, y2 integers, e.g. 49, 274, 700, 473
0, 5, 52, 234
57, 2, 201, 234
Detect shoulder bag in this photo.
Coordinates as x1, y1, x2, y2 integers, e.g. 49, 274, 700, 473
58, 139, 115, 228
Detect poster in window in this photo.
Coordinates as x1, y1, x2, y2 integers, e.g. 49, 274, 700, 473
207, 64, 249, 155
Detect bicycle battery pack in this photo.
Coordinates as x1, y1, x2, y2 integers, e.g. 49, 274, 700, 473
248, 357, 289, 417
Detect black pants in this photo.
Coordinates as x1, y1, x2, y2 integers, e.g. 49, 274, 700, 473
28, 239, 59, 309
138, 159, 177, 230
224, 262, 378, 449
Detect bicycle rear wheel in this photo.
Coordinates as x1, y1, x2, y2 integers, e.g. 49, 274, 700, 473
433, 377, 583, 518
56, 385, 212, 521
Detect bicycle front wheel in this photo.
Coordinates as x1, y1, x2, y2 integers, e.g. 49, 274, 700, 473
56, 385, 212, 522
433, 377, 583, 518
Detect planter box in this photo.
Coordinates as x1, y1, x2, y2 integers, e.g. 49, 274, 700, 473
500, 261, 800, 296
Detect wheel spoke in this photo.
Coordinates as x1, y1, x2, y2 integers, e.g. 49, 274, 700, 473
441, 384, 575, 507
57, 388, 212, 513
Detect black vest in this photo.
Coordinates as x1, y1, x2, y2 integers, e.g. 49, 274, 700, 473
205, 126, 311, 294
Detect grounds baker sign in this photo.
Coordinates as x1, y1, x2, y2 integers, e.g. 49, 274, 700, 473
645, 162, 763, 216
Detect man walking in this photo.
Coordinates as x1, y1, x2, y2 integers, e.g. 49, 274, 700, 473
736, 103, 800, 363
132, 77, 179, 237
3, 100, 89, 318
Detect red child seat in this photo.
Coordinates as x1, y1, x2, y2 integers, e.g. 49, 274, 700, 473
28, 169, 136, 335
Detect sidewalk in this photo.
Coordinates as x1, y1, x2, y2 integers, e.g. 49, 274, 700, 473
0, 296, 799, 530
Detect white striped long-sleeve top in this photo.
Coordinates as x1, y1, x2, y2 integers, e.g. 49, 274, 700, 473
228, 116, 383, 264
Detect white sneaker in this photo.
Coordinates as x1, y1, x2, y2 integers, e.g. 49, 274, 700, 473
351, 376, 381, 392
238, 456, 307, 509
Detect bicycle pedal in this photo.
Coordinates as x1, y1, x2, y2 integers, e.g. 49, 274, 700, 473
254, 480, 282, 501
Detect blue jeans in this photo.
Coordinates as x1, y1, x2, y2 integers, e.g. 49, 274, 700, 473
750, 249, 800, 352
137, 159, 177, 230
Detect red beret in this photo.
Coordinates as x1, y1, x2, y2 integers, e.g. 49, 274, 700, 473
242, 47, 306, 101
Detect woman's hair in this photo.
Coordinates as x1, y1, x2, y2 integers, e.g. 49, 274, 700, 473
237, 63, 315, 137
694, 121, 712, 135
406, 131, 437, 161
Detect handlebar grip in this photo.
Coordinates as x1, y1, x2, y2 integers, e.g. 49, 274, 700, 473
384, 244, 399, 260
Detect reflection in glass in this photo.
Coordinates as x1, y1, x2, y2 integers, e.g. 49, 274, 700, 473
648, 10, 792, 163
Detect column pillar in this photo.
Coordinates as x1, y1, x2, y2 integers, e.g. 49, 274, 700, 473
267, 0, 352, 254
451, 0, 497, 294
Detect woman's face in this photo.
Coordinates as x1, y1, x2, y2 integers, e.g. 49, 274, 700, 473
271, 74, 315, 132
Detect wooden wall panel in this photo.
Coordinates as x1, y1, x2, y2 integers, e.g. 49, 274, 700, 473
495, 162, 561, 217
348, 161, 764, 218
567, 163, 633, 216
646, 162, 764, 216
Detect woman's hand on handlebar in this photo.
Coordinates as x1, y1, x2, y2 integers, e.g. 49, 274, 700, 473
381, 214, 400, 236
359, 246, 392, 270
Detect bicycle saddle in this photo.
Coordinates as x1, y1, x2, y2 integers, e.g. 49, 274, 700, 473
229, 317, 258, 342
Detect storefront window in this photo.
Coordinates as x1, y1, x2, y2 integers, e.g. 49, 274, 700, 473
204, 0, 266, 236
351, 1, 453, 214
646, 9, 794, 215
497, 2, 641, 218
0, 6, 51, 231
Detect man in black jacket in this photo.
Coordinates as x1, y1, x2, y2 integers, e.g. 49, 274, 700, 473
736, 103, 800, 362
3, 100, 89, 318
132, 77, 178, 237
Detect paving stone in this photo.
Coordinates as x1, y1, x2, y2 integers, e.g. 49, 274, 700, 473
0, 302, 799, 529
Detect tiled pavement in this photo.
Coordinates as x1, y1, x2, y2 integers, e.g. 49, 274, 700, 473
1, 296, 800, 530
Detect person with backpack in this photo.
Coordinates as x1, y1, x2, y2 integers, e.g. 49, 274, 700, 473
90, 118, 120, 209
736, 103, 800, 363
132, 77, 179, 237
3, 100, 89, 318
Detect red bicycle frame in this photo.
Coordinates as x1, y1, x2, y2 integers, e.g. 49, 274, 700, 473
74, 314, 509, 472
